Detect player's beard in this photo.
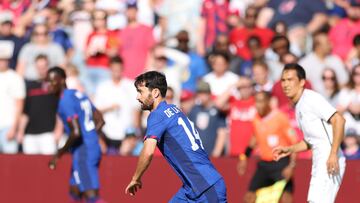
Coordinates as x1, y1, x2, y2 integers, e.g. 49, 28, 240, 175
140, 94, 154, 111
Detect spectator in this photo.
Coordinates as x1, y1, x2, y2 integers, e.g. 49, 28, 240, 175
337, 64, 360, 135
321, 68, 341, 107
264, 0, 328, 55
119, 127, 143, 156
147, 45, 190, 105
95, 0, 126, 30
0, 11, 27, 70
119, 2, 155, 79
18, 54, 62, 155
16, 23, 65, 80
46, 7, 74, 57
175, 30, 208, 93
165, 86, 175, 104
198, 0, 229, 56
343, 132, 360, 160
84, 9, 118, 96
300, 31, 349, 96
188, 81, 227, 157
180, 90, 195, 115
329, 0, 360, 60
157, 0, 202, 48
216, 76, 256, 156
266, 35, 291, 81
0, 42, 25, 154
230, 35, 264, 77
94, 56, 140, 155
252, 61, 273, 92
229, 5, 274, 61
203, 52, 239, 97
64, 64, 85, 92
346, 34, 360, 70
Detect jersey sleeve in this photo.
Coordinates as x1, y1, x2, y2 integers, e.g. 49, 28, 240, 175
309, 91, 337, 122
144, 111, 167, 142
59, 94, 78, 122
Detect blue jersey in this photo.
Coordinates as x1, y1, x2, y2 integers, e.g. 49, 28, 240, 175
144, 101, 222, 197
57, 89, 100, 148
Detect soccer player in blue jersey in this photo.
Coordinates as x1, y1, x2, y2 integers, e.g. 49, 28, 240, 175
46, 67, 105, 203
125, 71, 227, 202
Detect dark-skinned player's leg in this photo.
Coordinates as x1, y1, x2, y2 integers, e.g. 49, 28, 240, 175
69, 185, 82, 203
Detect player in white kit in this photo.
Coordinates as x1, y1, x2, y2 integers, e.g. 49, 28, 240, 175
273, 63, 346, 203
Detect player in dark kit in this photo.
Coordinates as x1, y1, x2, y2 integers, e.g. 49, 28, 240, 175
47, 67, 106, 203
125, 71, 227, 202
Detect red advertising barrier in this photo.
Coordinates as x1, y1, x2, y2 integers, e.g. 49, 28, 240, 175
0, 154, 358, 203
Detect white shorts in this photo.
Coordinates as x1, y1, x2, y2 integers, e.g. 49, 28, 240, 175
23, 132, 56, 155
307, 157, 346, 203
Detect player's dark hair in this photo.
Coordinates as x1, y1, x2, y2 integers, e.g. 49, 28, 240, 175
48, 66, 66, 79
282, 63, 306, 80
134, 71, 167, 97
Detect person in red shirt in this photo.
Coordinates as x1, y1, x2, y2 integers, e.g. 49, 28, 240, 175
216, 76, 256, 156
84, 9, 118, 96
229, 5, 274, 61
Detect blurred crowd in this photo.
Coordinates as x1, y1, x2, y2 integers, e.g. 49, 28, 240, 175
0, 0, 360, 159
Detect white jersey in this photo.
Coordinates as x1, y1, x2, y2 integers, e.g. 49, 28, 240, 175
295, 89, 345, 203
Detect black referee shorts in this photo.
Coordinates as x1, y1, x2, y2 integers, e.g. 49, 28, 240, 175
248, 157, 294, 193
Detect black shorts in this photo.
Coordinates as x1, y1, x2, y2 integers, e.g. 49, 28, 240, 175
249, 157, 294, 193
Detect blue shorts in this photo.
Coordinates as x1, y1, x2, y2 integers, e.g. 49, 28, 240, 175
70, 144, 101, 192
169, 178, 227, 203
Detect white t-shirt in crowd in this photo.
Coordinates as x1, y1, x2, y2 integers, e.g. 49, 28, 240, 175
0, 69, 25, 128
94, 78, 138, 141
203, 71, 239, 97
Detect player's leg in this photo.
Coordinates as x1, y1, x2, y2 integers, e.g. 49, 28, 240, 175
307, 157, 345, 203
69, 184, 83, 203
77, 147, 104, 203
70, 149, 85, 202
202, 178, 227, 203
169, 187, 189, 203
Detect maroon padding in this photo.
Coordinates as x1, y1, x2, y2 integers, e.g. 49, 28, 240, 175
0, 155, 357, 203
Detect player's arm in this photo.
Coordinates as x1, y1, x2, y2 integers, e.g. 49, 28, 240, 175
125, 138, 157, 196
273, 140, 310, 161
93, 108, 105, 132
327, 112, 345, 175
49, 117, 81, 170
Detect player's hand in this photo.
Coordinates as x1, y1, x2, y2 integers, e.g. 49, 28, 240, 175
272, 146, 292, 161
236, 159, 247, 176
326, 153, 339, 175
125, 179, 142, 196
48, 157, 58, 170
